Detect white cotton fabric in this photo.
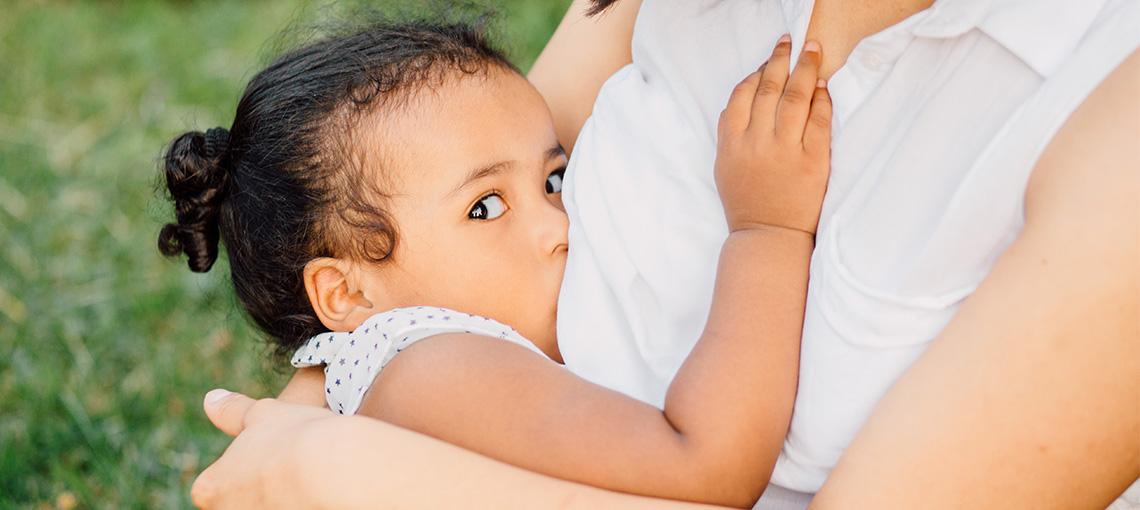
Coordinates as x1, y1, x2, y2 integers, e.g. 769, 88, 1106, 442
292, 307, 547, 416
557, 0, 1140, 498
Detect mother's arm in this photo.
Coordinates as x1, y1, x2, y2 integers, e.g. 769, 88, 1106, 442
810, 49, 1140, 509
527, 0, 641, 154
192, 391, 724, 510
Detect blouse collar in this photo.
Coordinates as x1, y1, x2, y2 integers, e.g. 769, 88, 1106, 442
913, 0, 1108, 76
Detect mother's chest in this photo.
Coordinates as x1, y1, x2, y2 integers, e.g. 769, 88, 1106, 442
794, 46, 1072, 349
816, 47, 1045, 304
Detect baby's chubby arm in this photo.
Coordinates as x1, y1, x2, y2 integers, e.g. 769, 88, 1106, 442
355, 38, 831, 509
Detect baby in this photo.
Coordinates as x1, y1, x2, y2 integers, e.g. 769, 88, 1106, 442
159, 21, 829, 508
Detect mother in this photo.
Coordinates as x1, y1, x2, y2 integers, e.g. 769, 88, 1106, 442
193, 0, 1140, 508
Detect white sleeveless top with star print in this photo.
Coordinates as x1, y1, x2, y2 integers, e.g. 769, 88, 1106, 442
291, 307, 548, 416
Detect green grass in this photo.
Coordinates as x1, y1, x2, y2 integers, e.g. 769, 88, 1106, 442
0, 1, 570, 507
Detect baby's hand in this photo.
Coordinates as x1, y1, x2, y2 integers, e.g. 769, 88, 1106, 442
715, 37, 832, 236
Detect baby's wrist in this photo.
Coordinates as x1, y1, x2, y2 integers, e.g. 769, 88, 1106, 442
726, 219, 816, 240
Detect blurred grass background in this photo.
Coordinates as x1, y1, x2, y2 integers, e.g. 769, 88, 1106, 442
0, 1, 570, 507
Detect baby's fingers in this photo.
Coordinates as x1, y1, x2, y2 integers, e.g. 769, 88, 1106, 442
803, 83, 833, 155
749, 34, 793, 132
719, 67, 763, 136
776, 40, 823, 142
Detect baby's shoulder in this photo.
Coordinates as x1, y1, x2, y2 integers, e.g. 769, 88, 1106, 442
290, 306, 550, 416
358, 330, 557, 419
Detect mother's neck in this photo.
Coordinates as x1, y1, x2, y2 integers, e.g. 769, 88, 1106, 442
806, 0, 935, 78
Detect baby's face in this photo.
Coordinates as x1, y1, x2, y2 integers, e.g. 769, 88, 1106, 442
353, 67, 568, 361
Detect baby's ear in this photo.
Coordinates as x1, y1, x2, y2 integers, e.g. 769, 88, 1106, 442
302, 258, 383, 332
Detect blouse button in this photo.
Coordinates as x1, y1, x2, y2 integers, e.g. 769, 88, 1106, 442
860, 52, 884, 72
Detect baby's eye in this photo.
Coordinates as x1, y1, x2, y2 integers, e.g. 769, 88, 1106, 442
468, 193, 508, 220
545, 168, 566, 194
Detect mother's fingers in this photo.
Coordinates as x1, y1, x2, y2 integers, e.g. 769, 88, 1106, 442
191, 438, 259, 510
192, 445, 241, 510
203, 389, 256, 437
776, 40, 823, 142
191, 463, 221, 509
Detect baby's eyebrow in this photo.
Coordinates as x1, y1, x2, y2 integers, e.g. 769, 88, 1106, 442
448, 144, 566, 198
546, 145, 567, 162
449, 160, 515, 198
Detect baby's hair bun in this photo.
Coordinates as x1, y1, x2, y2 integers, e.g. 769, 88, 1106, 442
158, 127, 231, 272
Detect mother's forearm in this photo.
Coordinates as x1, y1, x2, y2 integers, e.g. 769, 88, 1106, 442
306, 416, 724, 510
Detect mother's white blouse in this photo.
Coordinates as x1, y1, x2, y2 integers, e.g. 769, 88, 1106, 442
557, 0, 1140, 494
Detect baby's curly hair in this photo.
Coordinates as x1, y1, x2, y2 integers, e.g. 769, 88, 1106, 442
158, 20, 517, 359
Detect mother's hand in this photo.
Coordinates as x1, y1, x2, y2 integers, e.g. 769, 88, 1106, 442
190, 389, 337, 509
